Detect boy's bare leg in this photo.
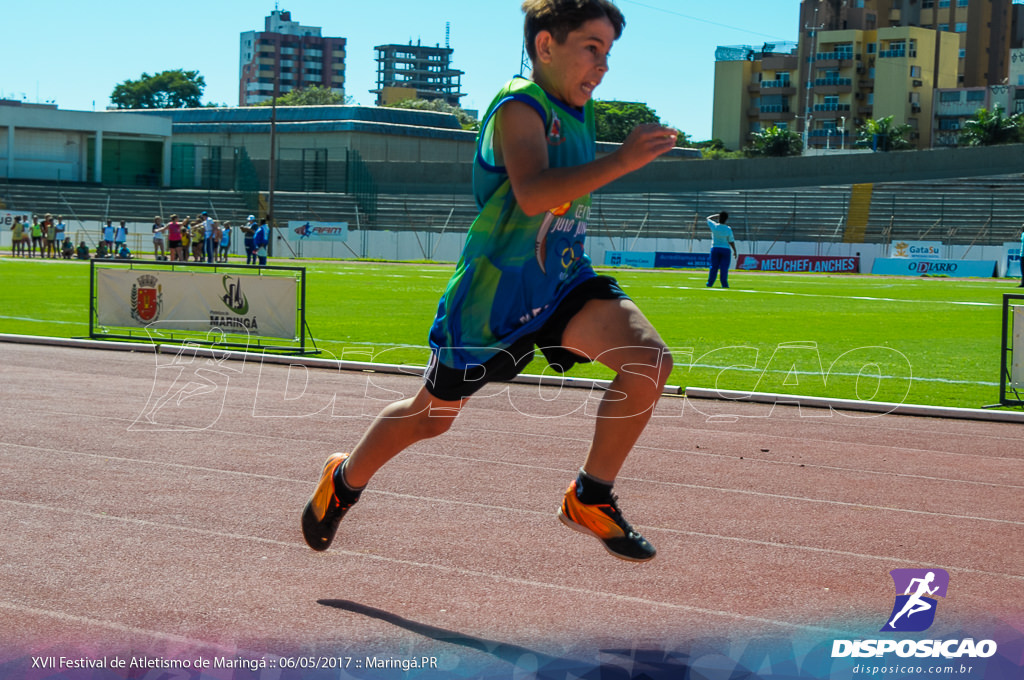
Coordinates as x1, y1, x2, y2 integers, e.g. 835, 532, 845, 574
560, 297, 673, 481
302, 384, 464, 551
342, 385, 466, 488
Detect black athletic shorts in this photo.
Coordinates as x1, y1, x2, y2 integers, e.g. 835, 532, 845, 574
423, 275, 629, 402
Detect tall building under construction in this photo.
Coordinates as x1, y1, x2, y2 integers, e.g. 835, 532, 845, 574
372, 40, 465, 107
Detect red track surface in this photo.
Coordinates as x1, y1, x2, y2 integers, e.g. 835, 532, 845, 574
1, 342, 1021, 678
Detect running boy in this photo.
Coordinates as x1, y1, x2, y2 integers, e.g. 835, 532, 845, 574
302, 0, 678, 562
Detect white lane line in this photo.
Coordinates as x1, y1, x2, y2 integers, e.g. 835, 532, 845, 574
653, 284, 1000, 307
0, 498, 896, 637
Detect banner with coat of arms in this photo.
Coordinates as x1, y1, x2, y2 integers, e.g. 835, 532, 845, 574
96, 268, 297, 339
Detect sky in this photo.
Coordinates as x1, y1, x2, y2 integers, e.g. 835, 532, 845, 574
0, 0, 799, 141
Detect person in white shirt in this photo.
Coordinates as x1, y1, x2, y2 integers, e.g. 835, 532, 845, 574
706, 211, 739, 288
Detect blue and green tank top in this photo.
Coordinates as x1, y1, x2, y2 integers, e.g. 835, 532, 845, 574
428, 77, 597, 370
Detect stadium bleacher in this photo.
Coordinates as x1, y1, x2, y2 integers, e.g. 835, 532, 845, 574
2, 175, 1022, 247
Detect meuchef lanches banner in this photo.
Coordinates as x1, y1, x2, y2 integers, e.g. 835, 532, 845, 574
736, 254, 860, 273
96, 268, 297, 339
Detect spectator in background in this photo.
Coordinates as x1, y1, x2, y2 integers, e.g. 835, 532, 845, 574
102, 220, 115, 255
95, 241, 109, 259
253, 218, 270, 266
218, 221, 232, 263
152, 216, 167, 261
1018, 228, 1024, 288
202, 211, 216, 263
20, 216, 31, 256
76, 241, 90, 260
166, 214, 183, 261
191, 219, 205, 262
11, 216, 25, 258
706, 211, 739, 289
180, 217, 192, 261
114, 220, 128, 255
116, 242, 132, 260
29, 215, 43, 258
53, 216, 67, 253
61, 237, 74, 259
242, 214, 257, 265
43, 214, 57, 258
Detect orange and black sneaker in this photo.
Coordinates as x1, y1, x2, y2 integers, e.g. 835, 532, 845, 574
557, 480, 656, 562
301, 453, 359, 552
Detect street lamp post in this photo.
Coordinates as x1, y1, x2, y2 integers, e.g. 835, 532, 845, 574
840, 115, 846, 150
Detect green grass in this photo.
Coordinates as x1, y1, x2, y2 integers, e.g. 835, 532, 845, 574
0, 256, 1015, 410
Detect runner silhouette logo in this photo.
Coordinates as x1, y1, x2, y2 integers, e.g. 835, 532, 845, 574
881, 568, 949, 632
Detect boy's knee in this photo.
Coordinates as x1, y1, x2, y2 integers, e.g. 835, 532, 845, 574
612, 343, 673, 389
415, 408, 458, 439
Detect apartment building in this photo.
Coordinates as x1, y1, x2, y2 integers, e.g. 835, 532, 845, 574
711, 43, 800, 151
934, 47, 1024, 147
713, 0, 1021, 150
239, 10, 346, 106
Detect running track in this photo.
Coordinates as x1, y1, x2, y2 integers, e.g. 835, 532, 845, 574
0, 341, 1021, 679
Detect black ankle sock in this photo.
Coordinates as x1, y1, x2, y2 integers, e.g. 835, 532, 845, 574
333, 460, 364, 504
576, 469, 613, 505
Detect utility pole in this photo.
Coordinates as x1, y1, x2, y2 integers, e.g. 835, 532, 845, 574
268, 92, 277, 256
803, 2, 824, 152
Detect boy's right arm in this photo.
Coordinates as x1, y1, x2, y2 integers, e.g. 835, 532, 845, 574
498, 101, 676, 217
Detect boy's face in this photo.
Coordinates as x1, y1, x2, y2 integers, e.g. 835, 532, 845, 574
536, 16, 615, 108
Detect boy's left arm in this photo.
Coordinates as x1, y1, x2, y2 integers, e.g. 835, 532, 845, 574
498, 102, 676, 217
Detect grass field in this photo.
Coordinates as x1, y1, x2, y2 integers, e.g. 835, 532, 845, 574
0, 255, 1017, 410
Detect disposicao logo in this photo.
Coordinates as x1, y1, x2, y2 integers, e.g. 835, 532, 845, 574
882, 568, 948, 632
831, 568, 998, 660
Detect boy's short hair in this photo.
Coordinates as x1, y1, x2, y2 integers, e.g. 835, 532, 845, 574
522, 0, 624, 62
719, 211, 729, 223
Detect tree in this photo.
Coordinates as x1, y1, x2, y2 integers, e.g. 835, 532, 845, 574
855, 116, 915, 151
253, 85, 351, 107
593, 100, 691, 146
383, 98, 480, 131
110, 69, 205, 109
745, 125, 803, 157
959, 104, 1023, 147
594, 101, 660, 143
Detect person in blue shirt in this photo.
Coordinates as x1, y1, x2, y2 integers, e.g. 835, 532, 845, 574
1018, 229, 1024, 287
253, 218, 270, 266
706, 211, 739, 288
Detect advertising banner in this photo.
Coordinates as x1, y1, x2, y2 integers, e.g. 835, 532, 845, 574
96, 268, 297, 339
1, 209, 29, 229
286, 220, 348, 242
603, 251, 657, 268
1005, 242, 1021, 278
890, 240, 943, 259
654, 252, 710, 269
735, 254, 860, 273
872, 258, 997, 278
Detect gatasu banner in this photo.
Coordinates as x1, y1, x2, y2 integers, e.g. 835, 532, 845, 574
890, 240, 943, 259
287, 220, 348, 242
96, 268, 297, 339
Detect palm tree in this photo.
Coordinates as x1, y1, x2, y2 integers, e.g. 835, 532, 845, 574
959, 104, 1023, 146
745, 125, 803, 157
855, 116, 915, 151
